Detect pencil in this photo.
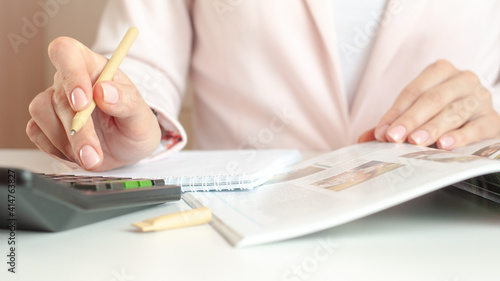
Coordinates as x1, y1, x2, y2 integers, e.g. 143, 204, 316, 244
70, 27, 139, 136
132, 207, 213, 232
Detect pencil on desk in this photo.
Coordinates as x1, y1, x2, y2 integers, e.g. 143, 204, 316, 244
70, 27, 139, 135
132, 207, 213, 232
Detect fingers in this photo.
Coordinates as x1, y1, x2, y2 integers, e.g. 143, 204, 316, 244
374, 59, 460, 141
26, 118, 71, 162
386, 72, 478, 143
373, 59, 499, 149
28, 37, 157, 171
37, 36, 111, 170
407, 83, 490, 147
93, 81, 161, 142
28, 88, 75, 160
435, 107, 500, 150
27, 87, 104, 170
357, 128, 376, 143
48, 36, 102, 112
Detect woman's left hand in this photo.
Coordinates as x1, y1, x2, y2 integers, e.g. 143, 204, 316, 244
358, 59, 500, 149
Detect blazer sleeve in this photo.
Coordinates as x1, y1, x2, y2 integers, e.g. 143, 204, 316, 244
91, 0, 193, 159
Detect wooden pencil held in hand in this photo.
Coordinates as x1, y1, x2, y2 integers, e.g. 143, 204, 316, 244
70, 27, 139, 135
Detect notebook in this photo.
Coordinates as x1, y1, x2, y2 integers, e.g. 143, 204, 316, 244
63, 149, 302, 191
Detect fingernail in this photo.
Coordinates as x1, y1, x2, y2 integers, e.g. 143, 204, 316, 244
102, 83, 119, 104
410, 130, 429, 145
71, 87, 87, 110
387, 125, 406, 142
79, 145, 100, 169
375, 124, 389, 141
439, 136, 455, 149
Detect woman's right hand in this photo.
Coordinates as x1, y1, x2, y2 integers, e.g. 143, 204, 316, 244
27, 37, 162, 171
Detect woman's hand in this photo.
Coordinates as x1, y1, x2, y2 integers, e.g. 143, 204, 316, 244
26, 37, 162, 171
358, 59, 500, 149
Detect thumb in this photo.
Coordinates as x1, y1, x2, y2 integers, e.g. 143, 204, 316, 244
93, 81, 159, 138
357, 128, 376, 143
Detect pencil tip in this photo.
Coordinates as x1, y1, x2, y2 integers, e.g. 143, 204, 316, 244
70, 130, 75, 136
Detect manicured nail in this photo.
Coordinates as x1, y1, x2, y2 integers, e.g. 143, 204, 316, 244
71, 87, 87, 110
387, 125, 406, 142
79, 145, 100, 169
410, 130, 429, 145
102, 83, 119, 104
439, 136, 455, 149
375, 124, 389, 141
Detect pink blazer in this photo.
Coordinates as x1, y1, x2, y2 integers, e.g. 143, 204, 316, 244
93, 0, 500, 156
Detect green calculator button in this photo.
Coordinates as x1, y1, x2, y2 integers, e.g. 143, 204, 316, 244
123, 181, 140, 189
123, 180, 153, 189
138, 180, 153, 188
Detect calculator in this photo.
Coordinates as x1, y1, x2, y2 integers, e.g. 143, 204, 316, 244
0, 167, 181, 232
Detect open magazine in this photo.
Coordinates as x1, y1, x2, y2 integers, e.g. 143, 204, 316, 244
183, 139, 500, 247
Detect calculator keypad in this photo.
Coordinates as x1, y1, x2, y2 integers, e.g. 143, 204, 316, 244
41, 174, 166, 192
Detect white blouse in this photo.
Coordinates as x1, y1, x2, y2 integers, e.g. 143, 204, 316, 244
332, 0, 387, 107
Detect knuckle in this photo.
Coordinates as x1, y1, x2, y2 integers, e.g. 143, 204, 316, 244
443, 107, 464, 128
450, 102, 470, 121
48, 36, 74, 60
29, 92, 51, 118
432, 59, 453, 71
56, 69, 72, 86
52, 69, 75, 96
400, 87, 421, 101
51, 88, 70, 109
462, 95, 481, 112
422, 90, 445, 107
475, 85, 491, 103
459, 70, 479, 85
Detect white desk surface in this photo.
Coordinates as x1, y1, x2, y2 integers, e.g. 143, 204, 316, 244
1, 149, 500, 281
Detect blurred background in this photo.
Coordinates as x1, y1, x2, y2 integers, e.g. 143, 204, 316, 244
0, 0, 193, 149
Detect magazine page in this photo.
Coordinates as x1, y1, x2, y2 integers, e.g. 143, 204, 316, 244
184, 141, 500, 247
452, 139, 500, 159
